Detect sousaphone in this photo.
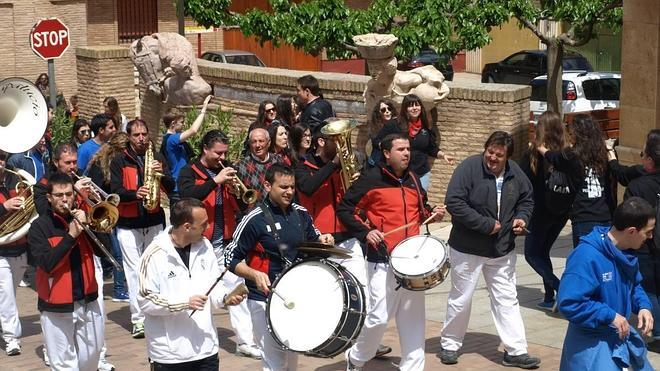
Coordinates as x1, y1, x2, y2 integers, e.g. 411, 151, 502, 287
0, 77, 48, 245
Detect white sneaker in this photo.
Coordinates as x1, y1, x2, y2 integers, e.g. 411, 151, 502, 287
18, 279, 29, 287
345, 349, 363, 371
43, 346, 50, 366
236, 343, 262, 359
98, 357, 115, 371
5, 339, 20, 356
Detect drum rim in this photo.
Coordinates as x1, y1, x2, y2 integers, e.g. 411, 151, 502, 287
389, 234, 449, 277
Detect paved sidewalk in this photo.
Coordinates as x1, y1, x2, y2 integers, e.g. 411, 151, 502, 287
2, 222, 659, 370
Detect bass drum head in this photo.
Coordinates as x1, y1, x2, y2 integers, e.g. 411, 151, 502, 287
390, 235, 447, 276
268, 260, 344, 352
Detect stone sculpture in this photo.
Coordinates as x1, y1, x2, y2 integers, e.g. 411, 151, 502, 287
130, 32, 211, 106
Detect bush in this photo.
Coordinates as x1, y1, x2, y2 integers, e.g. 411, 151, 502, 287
50, 106, 73, 148
183, 105, 247, 163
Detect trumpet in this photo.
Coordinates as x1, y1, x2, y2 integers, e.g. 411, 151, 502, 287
70, 172, 120, 233
219, 161, 257, 205
64, 203, 123, 271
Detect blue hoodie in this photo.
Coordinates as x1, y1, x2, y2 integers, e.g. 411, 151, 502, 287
558, 226, 652, 370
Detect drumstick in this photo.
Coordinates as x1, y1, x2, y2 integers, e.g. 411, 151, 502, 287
383, 212, 439, 238
270, 287, 295, 309
189, 269, 228, 317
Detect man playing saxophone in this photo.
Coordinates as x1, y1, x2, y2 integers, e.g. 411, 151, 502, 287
109, 119, 175, 339
177, 130, 262, 359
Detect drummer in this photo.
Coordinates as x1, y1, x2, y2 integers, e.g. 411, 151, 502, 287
337, 133, 445, 371
225, 163, 334, 370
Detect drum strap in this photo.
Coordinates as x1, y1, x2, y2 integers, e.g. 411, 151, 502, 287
409, 170, 431, 235
259, 202, 302, 264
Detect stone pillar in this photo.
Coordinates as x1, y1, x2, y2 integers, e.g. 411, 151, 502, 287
76, 45, 136, 121
617, 0, 660, 165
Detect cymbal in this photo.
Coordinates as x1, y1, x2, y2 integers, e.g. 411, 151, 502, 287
297, 244, 352, 259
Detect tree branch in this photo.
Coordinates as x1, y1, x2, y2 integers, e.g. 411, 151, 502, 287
343, 43, 360, 54
514, 15, 552, 45
558, 0, 622, 47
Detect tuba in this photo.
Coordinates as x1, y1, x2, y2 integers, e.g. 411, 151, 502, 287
143, 142, 163, 210
0, 77, 48, 246
320, 118, 361, 191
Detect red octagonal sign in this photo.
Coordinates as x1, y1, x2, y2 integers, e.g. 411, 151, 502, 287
30, 18, 70, 60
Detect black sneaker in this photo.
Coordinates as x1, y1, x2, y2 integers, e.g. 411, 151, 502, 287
375, 344, 392, 358
502, 352, 541, 369
439, 348, 459, 365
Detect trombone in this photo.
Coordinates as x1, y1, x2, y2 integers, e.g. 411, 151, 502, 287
64, 203, 123, 271
219, 161, 257, 205
70, 172, 120, 234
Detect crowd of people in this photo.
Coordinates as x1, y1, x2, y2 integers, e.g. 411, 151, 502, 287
0, 72, 658, 371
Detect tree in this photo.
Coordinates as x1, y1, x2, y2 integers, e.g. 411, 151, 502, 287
508, 0, 623, 114
183, 0, 510, 62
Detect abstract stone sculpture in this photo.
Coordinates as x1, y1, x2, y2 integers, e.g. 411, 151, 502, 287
130, 32, 211, 106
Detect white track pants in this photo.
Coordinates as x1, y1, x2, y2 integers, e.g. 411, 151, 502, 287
329, 238, 367, 287
0, 253, 27, 343
41, 301, 104, 371
249, 300, 297, 371
440, 248, 528, 355
348, 262, 425, 371
117, 225, 162, 325
94, 256, 109, 361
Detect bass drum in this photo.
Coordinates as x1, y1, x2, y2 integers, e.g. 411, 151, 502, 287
266, 259, 366, 358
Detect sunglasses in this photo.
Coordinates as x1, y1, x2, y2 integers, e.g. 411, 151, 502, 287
265, 107, 277, 113
380, 106, 392, 113
80, 129, 91, 135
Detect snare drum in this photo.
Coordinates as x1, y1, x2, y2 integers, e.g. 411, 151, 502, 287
266, 259, 366, 358
389, 235, 450, 291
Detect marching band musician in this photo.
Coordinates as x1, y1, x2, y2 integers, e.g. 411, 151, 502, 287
177, 130, 262, 360
0, 150, 29, 356
137, 198, 246, 370
225, 164, 334, 371
109, 119, 175, 339
27, 172, 104, 371
338, 133, 445, 371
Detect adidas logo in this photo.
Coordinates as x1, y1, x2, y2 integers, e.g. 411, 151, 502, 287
167, 271, 176, 278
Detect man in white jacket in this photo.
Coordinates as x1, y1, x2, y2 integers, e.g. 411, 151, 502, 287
138, 198, 245, 370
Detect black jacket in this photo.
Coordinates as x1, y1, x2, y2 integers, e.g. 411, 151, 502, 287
299, 98, 335, 133
446, 155, 534, 258
624, 171, 660, 255
374, 121, 440, 176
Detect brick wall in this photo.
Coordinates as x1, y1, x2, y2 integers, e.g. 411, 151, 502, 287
157, 0, 178, 33
76, 46, 136, 121
87, 0, 118, 46
0, 0, 87, 101
138, 60, 530, 206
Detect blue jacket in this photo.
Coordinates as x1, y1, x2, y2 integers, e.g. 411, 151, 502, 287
558, 226, 652, 370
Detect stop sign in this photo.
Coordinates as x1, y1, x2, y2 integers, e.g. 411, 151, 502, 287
30, 18, 70, 60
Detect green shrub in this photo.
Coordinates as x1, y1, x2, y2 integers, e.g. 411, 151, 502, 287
183, 106, 247, 163
50, 106, 73, 148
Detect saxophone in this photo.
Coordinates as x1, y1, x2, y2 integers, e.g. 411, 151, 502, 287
320, 118, 360, 191
143, 142, 163, 211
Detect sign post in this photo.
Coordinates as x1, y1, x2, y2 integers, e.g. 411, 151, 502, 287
29, 18, 70, 109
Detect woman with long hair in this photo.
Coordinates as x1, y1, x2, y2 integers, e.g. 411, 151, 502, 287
520, 112, 569, 310
368, 98, 398, 166
253, 100, 277, 129
538, 114, 613, 247
267, 122, 292, 165
273, 94, 296, 127
290, 123, 312, 163
71, 119, 91, 148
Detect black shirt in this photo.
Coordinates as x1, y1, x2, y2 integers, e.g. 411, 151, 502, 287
175, 244, 192, 269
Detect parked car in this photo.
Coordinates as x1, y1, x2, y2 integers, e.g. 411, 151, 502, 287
481, 50, 592, 84
201, 50, 266, 67
529, 71, 620, 125
398, 48, 454, 81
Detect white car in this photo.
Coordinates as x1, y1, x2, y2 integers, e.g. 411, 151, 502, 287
529, 71, 620, 124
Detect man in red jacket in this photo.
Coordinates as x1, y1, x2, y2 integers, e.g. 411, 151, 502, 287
178, 130, 261, 359
28, 172, 104, 371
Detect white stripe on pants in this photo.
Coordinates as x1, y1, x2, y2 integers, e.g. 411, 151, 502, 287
329, 238, 367, 287
0, 253, 27, 343
348, 262, 425, 371
117, 225, 162, 325
440, 248, 528, 355
41, 301, 104, 371
218, 263, 255, 346
248, 300, 297, 371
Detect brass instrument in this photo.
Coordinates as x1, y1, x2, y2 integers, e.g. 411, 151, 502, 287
143, 142, 163, 211
0, 167, 38, 245
64, 204, 123, 271
70, 172, 120, 233
320, 118, 361, 191
219, 161, 257, 204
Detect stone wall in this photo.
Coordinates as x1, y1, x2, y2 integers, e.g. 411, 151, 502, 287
137, 60, 531, 206
76, 45, 136, 121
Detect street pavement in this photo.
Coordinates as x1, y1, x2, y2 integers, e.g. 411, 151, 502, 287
2, 221, 659, 370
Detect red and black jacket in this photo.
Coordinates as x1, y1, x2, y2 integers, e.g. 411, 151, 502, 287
0, 171, 27, 257
34, 169, 87, 216
27, 211, 99, 313
295, 154, 352, 242
177, 159, 239, 240
337, 163, 432, 262
109, 146, 175, 229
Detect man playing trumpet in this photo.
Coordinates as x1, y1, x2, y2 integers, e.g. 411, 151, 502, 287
27, 172, 105, 370
178, 130, 262, 359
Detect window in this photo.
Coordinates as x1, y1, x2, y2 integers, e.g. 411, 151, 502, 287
117, 0, 158, 44
562, 57, 592, 71
530, 80, 570, 101
504, 53, 527, 66
582, 78, 621, 100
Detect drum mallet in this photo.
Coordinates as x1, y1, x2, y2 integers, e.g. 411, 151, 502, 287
270, 287, 295, 309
